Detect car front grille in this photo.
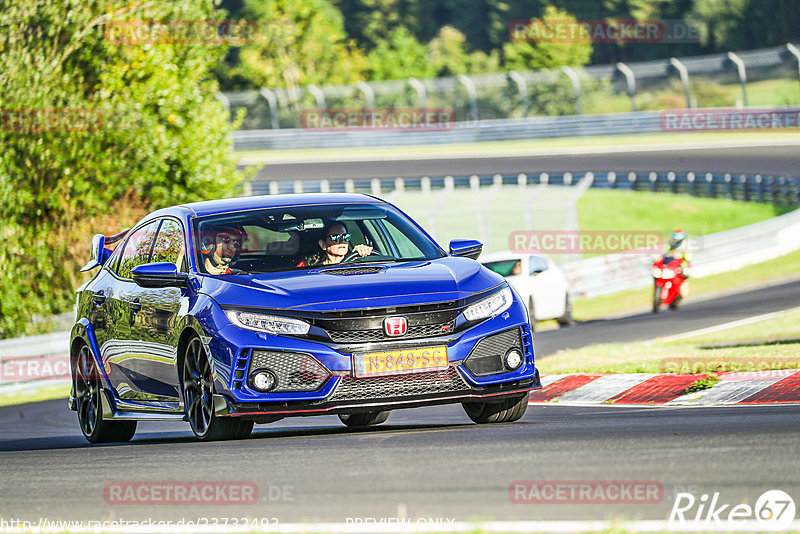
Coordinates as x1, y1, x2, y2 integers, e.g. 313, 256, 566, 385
325, 365, 472, 403
326, 318, 457, 343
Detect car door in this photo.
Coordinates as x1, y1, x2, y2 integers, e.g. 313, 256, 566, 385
128, 218, 187, 403
106, 220, 162, 402
84, 247, 125, 376
527, 255, 566, 320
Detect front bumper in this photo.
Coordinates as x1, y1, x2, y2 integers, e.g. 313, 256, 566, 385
205, 295, 540, 416
224, 366, 541, 417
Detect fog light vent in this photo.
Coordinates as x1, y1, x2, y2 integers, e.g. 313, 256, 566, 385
249, 350, 330, 392
464, 328, 523, 376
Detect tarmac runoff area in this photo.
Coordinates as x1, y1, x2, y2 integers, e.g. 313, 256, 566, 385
530, 369, 800, 406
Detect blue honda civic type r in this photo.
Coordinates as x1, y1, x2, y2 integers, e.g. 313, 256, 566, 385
69, 193, 542, 442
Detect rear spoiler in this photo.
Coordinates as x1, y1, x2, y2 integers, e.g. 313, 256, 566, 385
80, 229, 130, 271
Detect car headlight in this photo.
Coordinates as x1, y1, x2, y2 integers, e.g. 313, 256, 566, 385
225, 310, 310, 335
463, 286, 513, 321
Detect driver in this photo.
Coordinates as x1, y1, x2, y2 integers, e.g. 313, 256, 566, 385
296, 222, 372, 267
201, 223, 247, 274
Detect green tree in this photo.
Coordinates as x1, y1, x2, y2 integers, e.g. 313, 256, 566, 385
365, 26, 432, 80
0, 0, 243, 337
502, 5, 593, 71
427, 25, 500, 77
688, 0, 748, 51
233, 0, 366, 91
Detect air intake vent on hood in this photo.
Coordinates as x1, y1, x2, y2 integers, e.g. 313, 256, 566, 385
320, 266, 383, 275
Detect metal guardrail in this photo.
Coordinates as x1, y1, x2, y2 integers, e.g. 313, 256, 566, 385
225, 44, 800, 131
562, 207, 800, 298
0, 331, 71, 394
245, 171, 800, 206
232, 110, 672, 150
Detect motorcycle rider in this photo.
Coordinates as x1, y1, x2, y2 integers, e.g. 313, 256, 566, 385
665, 228, 692, 298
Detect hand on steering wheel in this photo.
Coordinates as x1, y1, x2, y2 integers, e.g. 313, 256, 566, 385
342, 244, 376, 262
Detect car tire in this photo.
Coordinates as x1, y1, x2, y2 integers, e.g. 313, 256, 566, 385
527, 298, 537, 330
181, 336, 253, 441
556, 294, 574, 327
338, 411, 390, 427
462, 392, 529, 424
74, 344, 137, 443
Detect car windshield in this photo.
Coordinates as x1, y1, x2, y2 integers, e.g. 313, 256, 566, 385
193, 203, 444, 274
482, 259, 521, 277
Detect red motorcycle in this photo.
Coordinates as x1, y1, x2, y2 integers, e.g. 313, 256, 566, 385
651, 255, 687, 313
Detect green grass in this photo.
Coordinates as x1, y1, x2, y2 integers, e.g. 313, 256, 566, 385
573, 247, 800, 320
737, 78, 800, 107
538, 309, 800, 375
685, 376, 721, 394
577, 189, 793, 239
583, 78, 800, 113
0, 382, 71, 407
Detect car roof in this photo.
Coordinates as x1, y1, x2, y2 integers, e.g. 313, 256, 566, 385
147, 193, 384, 219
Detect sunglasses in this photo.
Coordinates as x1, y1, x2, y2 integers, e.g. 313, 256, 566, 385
326, 233, 351, 244
218, 235, 244, 247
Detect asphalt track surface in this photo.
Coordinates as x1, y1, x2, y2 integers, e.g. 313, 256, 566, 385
1, 281, 799, 524
534, 278, 800, 357
252, 145, 800, 181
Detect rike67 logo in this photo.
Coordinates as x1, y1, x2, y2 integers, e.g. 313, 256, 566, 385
670, 489, 795, 530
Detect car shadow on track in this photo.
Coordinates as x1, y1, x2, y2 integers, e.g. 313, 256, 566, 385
0, 422, 483, 452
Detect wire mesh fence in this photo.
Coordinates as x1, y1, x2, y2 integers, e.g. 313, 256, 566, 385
224, 44, 800, 131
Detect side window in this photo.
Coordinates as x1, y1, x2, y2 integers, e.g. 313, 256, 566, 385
151, 219, 187, 271
116, 221, 161, 278
529, 255, 549, 275
381, 220, 424, 257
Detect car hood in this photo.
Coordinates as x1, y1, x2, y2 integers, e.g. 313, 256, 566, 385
199, 257, 505, 312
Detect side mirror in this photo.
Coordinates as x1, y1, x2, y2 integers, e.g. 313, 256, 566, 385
131, 262, 189, 288
449, 239, 483, 260
80, 234, 113, 272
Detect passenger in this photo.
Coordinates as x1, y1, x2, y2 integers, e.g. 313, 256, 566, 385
201, 223, 247, 274
296, 222, 372, 267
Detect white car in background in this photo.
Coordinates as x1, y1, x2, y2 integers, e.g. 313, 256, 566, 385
481, 252, 573, 329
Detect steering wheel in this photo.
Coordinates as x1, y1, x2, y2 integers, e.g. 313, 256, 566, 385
342, 248, 381, 263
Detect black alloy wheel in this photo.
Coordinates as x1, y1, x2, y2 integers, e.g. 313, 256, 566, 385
74, 344, 136, 443
182, 337, 252, 441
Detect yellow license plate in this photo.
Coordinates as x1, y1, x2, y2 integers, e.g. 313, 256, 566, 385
353, 346, 448, 377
